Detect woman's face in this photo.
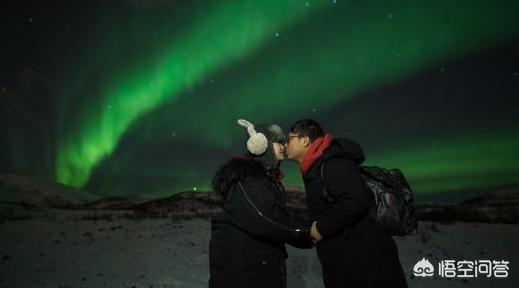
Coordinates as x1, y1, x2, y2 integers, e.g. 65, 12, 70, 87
272, 142, 285, 161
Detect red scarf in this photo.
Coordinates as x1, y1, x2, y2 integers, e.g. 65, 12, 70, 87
300, 134, 333, 176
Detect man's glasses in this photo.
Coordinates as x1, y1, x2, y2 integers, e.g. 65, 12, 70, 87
286, 135, 303, 144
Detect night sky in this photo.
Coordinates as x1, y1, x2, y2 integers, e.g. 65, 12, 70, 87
1, 0, 518, 201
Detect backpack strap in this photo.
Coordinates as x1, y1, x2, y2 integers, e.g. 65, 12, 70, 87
319, 156, 345, 203
319, 155, 368, 203
319, 162, 333, 202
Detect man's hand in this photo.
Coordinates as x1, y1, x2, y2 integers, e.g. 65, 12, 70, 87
311, 221, 323, 244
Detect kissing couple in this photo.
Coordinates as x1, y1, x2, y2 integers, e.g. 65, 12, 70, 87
209, 118, 407, 288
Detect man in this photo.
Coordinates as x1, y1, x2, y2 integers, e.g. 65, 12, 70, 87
285, 119, 408, 288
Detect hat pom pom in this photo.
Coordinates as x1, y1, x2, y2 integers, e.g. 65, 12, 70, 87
247, 133, 268, 155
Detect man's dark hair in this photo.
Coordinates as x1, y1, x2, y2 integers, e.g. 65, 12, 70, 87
290, 119, 325, 142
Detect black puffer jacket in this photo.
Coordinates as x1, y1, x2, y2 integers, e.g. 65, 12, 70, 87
209, 157, 311, 288
304, 138, 408, 288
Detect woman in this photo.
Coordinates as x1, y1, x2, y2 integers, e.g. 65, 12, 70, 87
209, 119, 311, 288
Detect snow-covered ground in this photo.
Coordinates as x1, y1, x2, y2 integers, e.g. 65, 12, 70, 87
0, 212, 517, 287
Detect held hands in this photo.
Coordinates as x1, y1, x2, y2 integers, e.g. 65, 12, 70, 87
310, 221, 323, 245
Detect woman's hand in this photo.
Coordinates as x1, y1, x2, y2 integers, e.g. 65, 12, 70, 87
311, 221, 323, 244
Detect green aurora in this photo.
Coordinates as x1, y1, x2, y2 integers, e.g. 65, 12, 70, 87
2, 0, 519, 199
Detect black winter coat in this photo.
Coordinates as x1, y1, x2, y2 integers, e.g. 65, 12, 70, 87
304, 138, 408, 288
209, 158, 311, 288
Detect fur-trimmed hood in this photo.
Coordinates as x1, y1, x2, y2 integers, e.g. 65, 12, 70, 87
212, 157, 269, 198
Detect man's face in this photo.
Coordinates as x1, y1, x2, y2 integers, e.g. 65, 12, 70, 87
285, 132, 310, 161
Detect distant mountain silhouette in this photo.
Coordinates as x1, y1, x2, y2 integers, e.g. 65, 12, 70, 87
0, 174, 100, 207
2, 174, 517, 223
72, 195, 155, 210
416, 187, 519, 223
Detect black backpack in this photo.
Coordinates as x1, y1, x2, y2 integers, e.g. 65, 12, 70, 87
320, 161, 418, 236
